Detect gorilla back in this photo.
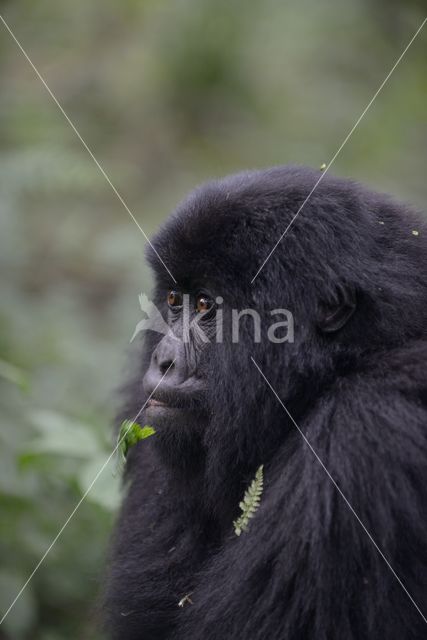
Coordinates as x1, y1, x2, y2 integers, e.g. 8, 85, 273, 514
104, 166, 427, 640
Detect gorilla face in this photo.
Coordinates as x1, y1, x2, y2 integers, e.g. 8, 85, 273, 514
142, 290, 216, 429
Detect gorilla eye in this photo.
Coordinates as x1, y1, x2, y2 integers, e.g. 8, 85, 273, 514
196, 295, 213, 313
167, 290, 183, 308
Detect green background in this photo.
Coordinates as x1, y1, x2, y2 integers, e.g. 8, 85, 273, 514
0, 1, 426, 638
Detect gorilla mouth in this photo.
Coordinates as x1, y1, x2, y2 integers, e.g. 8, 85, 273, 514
145, 391, 196, 412
144, 394, 199, 425
143, 379, 207, 413
147, 398, 167, 408
146, 396, 178, 413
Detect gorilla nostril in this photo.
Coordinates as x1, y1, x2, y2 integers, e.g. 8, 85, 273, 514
150, 335, 181, 381
158, 359, 174, 374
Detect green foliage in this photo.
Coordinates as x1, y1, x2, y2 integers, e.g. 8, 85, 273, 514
0, 404, 119, 639
117, 421, 155, 471
0, 358, 28, 391
0, 0, 425, 637
233, 465, 264, 536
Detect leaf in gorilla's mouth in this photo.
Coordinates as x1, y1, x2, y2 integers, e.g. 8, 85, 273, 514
116, 420, 155, 473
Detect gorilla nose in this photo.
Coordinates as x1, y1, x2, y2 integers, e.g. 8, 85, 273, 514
156, 353, 174, 375
143, 333, 188, 395
153, 336, 178, 374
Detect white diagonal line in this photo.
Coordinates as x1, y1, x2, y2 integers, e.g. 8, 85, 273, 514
251, 356, 427, 625
0, 14, 176, 284
251, 16, 427, 283
0, 361, 175, 626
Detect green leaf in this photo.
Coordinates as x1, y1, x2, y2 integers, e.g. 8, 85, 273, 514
116, 421, 155, 473
233, 465, 264, 536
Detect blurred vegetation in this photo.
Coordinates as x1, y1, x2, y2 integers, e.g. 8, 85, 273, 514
0, 0, 425, 638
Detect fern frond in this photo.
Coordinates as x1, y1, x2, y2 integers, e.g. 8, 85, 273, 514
233, 465, 264, 536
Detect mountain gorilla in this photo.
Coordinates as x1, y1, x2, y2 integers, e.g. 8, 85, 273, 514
104, 166, 427, 639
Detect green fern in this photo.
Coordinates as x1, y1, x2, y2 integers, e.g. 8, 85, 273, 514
233, 465, 264, 536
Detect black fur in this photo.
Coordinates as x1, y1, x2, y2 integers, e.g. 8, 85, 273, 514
104, 166, 427, 639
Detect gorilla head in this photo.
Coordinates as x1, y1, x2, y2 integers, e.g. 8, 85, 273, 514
105, 166, 427, 640
139, 165, 426, 498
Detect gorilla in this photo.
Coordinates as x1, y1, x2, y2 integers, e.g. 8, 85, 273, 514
104, 166, 427, 639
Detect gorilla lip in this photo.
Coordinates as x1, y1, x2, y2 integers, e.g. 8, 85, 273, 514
147, 398, 167, 408
146, 395, 183, 410
144, 385, 206, 411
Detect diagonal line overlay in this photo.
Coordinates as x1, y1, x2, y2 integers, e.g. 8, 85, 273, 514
0, 14, 176, 283
251, 356, 427, 625
0, 361, 175, 625
251, 17, 427, 283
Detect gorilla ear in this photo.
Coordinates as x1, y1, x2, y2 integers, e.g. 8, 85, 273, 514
318, 285, 356, 333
